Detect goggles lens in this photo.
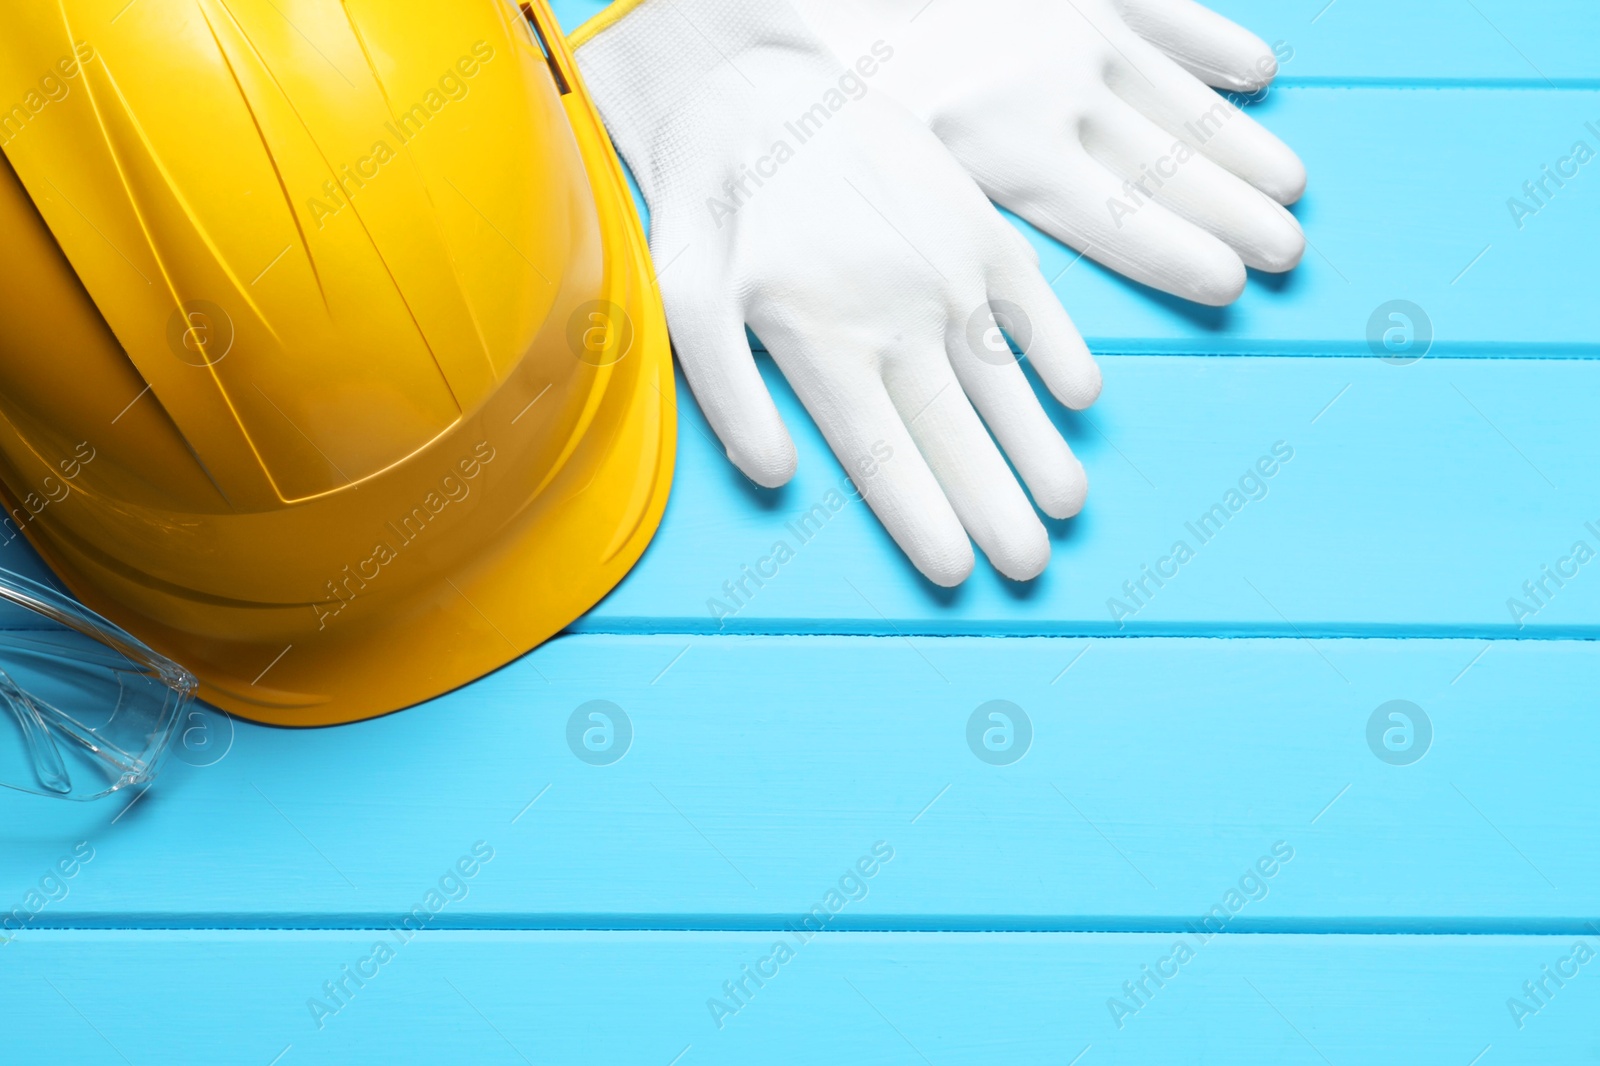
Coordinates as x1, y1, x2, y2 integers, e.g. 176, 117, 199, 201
0, 568, 196, 801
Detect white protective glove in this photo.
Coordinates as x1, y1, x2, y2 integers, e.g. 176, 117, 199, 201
791, 0, 1308, 305
573, 0, 1103, 585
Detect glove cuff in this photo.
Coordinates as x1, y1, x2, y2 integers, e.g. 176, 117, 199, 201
572, 0, 835, 210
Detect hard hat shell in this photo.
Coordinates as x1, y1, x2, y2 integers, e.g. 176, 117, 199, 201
0, 0, 674, 725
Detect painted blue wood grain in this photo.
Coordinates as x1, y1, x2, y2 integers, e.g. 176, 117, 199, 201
578, 356, 1600, 633
3, 636, 1592, 926
7, 931, 1596, 1064
1050, 88, 1600, 354
1210, 0, 1600, 85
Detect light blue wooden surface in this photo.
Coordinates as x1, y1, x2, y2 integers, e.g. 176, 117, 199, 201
578, 356, 1600, 634
5, 636, 1596, 927
7, 932, 1599, 1064
5, 2, 1599, 1064
1208, 0, 1600, 85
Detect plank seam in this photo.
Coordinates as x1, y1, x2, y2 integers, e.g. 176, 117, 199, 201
11, 923, 1600, 936
561, 627, 1600, 641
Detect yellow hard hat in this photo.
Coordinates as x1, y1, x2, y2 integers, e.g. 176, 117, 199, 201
0, 0, 674, 726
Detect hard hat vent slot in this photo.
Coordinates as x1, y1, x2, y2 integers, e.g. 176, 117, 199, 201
519, 2, 572, 95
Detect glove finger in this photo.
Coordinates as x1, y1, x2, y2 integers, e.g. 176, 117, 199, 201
1107, 37, 1307, 205
945, 323, 1088, 521
1112, 0, 1282, 93
660, 276, 797, 488
1084, 90, 1304, 272
984, 142, 1246, 306
979, 239, 1103, 410
772, 349, 975, 587
886, 353, 1051, 582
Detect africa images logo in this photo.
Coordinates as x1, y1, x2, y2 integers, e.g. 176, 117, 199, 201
303, 42, 497, 230
313, 442, 497, 630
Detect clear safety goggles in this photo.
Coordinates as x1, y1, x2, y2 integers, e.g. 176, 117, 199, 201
0, 567, 196, 800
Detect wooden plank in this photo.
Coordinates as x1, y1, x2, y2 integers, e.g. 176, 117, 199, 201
1047, 88, 1600, 355
580, 355, 1600, 633
4, 636, 1594, 926
1211, 0, 1600, 85
552, 0, 1600, 84
6, 930, 1596, 1063
607, 85, 1600, 355
5, 353, 1594, 633
551, 9, 1600, 354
